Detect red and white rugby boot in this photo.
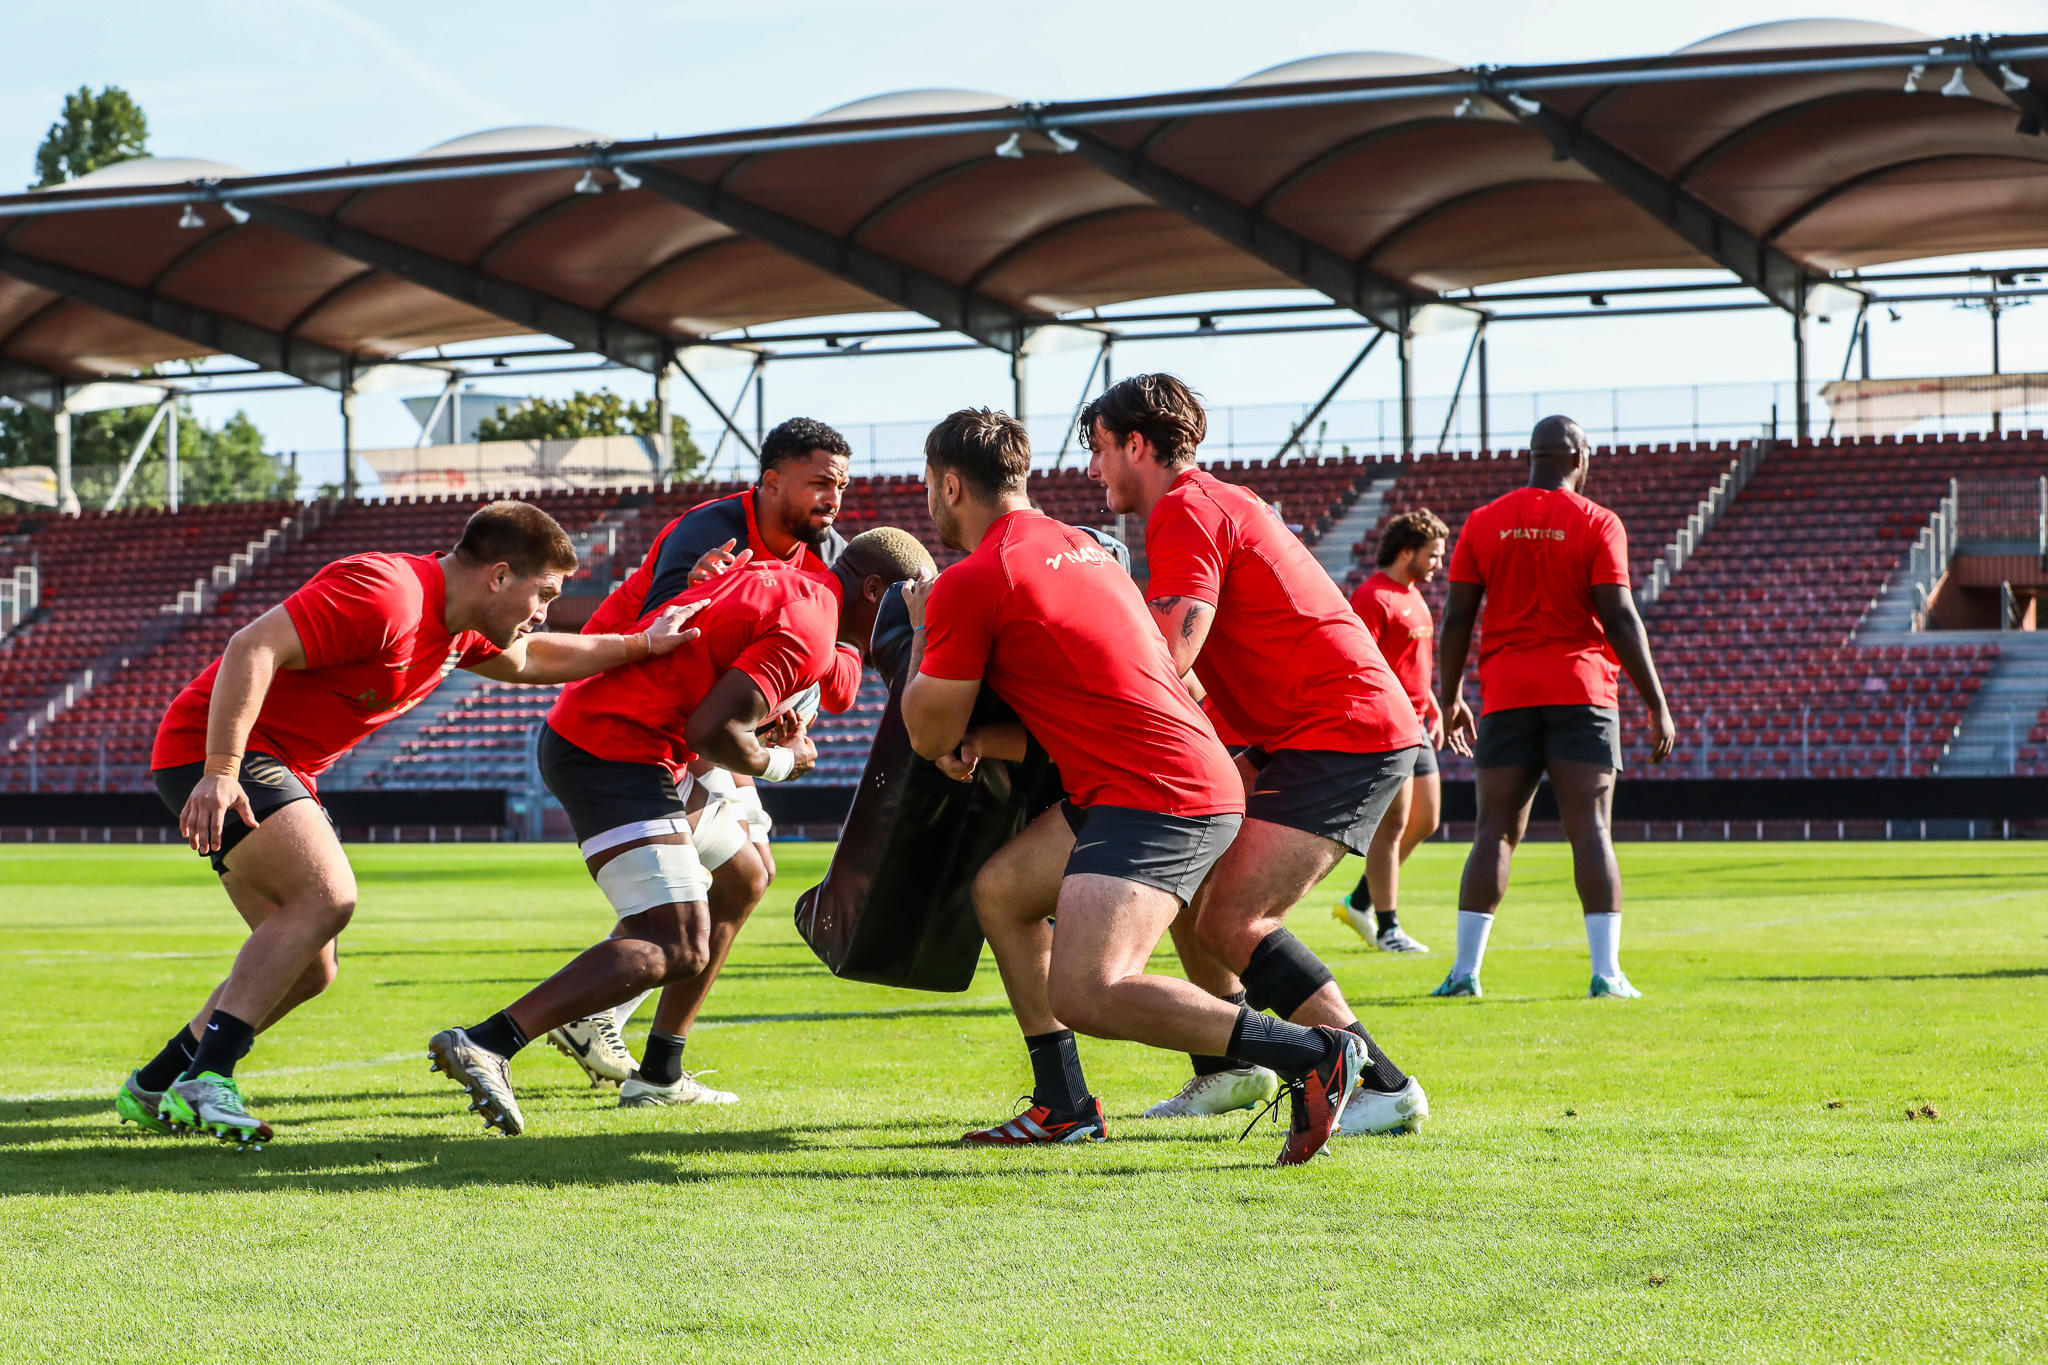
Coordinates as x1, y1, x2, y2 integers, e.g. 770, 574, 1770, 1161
962, 1098, 1108, 1145
1274, 1027, 1365, 1167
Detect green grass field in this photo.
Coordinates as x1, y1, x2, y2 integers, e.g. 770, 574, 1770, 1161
3, 840, 2045, 1363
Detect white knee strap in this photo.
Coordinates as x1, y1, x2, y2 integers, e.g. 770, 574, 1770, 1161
593, 841, 708, 917
692, 794, 750, 873
695, 767, 738, 797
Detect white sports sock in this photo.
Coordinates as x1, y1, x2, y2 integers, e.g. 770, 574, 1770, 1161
1453, 911, 1493, 979
611, 989, 655, 1031
1585, 913, 1621, 980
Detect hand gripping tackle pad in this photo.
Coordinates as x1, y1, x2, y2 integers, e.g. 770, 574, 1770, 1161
795, 588, 1061, 991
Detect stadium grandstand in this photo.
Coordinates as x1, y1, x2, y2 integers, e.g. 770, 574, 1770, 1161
3, 18, 2047, 837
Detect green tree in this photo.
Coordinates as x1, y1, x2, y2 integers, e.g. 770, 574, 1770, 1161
33, 85, 149, 188
475, 389, 703, 478
0, 401, 295, 509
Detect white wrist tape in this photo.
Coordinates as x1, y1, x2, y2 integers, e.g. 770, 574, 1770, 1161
759, 746, 796, 782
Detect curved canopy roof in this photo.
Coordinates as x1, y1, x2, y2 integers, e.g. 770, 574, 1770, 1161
2, 23, 2047, 401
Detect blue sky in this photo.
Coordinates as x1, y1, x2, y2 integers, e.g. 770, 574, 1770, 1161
7, 0, 2048, 478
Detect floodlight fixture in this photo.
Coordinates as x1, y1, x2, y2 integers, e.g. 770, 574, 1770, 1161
573, 170, 602, 195
994, 133, 1024, 159
613, 167, 642, 191
1903, 63, 1926, 93
1589, 292, 1608, 307
1196, 314, 1218, 333
1940, 67, 1972, 98
1453, 97, 1478, 118
1886, 307, 1902, 322
1504, 92, 1542, 115
994, 128, 1078, 158
2000, 63, 2030, 91
221, 202, 250, 226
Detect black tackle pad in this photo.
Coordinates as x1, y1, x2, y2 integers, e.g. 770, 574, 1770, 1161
795, 583, 1062, 992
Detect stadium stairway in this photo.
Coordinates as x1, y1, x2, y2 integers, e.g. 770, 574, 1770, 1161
1313, 470, 1389, 582
1935, 631, 2048, 774
331, 665, 494, 789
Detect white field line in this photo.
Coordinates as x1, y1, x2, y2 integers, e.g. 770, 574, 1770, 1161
1502, 887, 2046, 952
0, 995, 1008, 1104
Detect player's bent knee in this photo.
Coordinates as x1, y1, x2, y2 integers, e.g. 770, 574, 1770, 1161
1045, 974, 1112, 1036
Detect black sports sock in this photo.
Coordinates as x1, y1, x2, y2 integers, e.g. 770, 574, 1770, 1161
1225, 1007, 1337, 1080
1349, 873, 1373, 909
137, 1026, 198, 1092
1373, 910, 1401, 936
639, 1030, 686, 1087
465, 1010, 529, 1060
183, 1010, 255, 1081
1344, 1020, 1410, 1093
1023, 1029, 1091, 1114
1188, 991, 1249, 1076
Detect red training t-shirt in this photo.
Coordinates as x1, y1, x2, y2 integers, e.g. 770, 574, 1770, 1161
918, 509, 1241, 817
548, 557, 842, 783
1446, 485, 1630, 712
1349, 569, 1439, 739
1144, 467, 1418, 755
151, 553, 502, 787
584, 489, 837, 637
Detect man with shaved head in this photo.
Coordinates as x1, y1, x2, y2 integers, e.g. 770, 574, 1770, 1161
1434, 415, 1676, 1000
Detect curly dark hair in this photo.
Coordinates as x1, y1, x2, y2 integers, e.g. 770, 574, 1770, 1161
760, 417, 852, 475
1077, 373, 1207, 468
1376, 508, 1449, 568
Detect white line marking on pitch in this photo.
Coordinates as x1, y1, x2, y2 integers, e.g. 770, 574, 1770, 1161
1500, 888, 2045, 951
0, 995, 1007, 1104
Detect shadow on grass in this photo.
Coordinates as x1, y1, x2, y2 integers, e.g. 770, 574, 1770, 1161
0, 1121, 1217, 1195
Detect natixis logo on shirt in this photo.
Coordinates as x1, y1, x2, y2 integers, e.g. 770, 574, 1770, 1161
354, 645, 466, 718
1044, 546, 1114, 570
1500, 527, 1568, 541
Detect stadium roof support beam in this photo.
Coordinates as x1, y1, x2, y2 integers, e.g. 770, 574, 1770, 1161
1060, 129, 1431, 335
1485, 89, 1822, 315
0, 247, 355, 390
235, 199, 676, 374
626, 163, 1043, 354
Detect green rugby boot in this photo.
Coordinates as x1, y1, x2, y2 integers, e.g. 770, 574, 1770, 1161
114, 1072, 176, 1135
1429, 971, 1481, 998
159, 1072, 273, 1148
1589, 973, 1642, 1000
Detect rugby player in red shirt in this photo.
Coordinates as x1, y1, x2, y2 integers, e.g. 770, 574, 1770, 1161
1084, 374, 1428, 1139
1338, 508, 1453, 955
902, 408, 1366, 1167
546, 417, 855, 1093
125, 502, 706, 1146
425, 527, 931, 1135
1435, 415, 1676, 1000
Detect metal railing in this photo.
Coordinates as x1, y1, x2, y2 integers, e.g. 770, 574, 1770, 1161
1909, 479, 1961, 631
1641, 433, 1768, 606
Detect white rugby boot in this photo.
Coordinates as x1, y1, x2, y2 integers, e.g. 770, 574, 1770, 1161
1337, 1076, 1429, 1137
427, 1027, 526, 1136
1140, 1066, 1281, 1118
546, 1013, 636, 1086
619, 1071, 738, 1107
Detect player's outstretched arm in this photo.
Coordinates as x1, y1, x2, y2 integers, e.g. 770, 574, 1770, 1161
1437, 581, 1483, 757
466, 601, 706, 685
684, 669, 816, 781
1592, 584, 1677, 763
186, 606, 309, 855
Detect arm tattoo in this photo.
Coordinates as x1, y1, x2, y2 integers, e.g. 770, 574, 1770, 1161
1148, 595, 1209, 642
1148, 595, 1183, 614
